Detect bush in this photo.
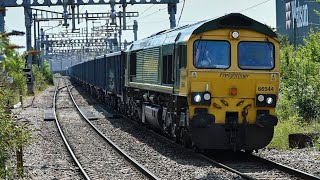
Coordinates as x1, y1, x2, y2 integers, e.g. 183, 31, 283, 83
0, 81, 31, 178
32, 60, 53, 92
269, 116, 304, 149
278, 31, 320, 122
269, 116, 320, 149
0, 39, 33, 177
2, 55, 27, 96
0, 110, 31, 177
43, 60, 53, 84
33, 65, 46, 91
271, 32, 320, 149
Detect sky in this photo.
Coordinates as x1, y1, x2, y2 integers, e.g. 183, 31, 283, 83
4, 0, 276, 52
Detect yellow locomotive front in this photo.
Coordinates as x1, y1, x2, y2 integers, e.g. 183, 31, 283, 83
182, 17, 280, 151
125, 13, 279, 151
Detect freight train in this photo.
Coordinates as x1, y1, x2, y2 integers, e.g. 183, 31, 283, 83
68, 13, 280, 152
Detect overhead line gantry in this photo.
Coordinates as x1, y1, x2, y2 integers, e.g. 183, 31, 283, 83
0, 0, 179, 94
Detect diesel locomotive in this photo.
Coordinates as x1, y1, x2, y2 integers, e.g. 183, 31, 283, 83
69, 13, 280, 151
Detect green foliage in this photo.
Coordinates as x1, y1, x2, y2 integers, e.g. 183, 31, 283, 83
269, 117, 320, 149
269, 116, 304, 149
271, 31, 320, 149
278, 31, 320, 121
0, 39, 33, 178
43, 60, 53, 84
32, 60, 53, 91
0, 80, 31, 178
0, 108, 31, 178
33, 64, 46, 91
2, 52, 27, 96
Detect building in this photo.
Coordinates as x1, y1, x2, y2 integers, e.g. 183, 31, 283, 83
276, 0, 320, 44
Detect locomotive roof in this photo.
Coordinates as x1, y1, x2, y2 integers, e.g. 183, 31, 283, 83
129, 13, 277, 51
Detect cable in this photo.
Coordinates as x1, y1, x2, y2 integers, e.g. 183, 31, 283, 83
139, 19, 168, 23
177, 0, 185, 27
135, 7, 167, 21
139, 4, 156, 17
79, 4, 86, 13
43, 24, 62, 32
4, 24, 10, 32
127, 4, 156, 24
238, 0, 272, 12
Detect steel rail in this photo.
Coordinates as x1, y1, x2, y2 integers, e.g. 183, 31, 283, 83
96, 104, 319, 180
53, 84, 91, 180
95, 105, 254, 180
71, 79, 318, 180
250, 154, 320, 180
67, 86, 159, 180
197, 154, 255, 180
201, 151, 320, 180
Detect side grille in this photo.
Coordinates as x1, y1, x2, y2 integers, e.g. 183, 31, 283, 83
136, 47, 160, 83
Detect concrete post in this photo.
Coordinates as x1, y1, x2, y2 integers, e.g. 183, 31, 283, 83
16, 146, 23, 176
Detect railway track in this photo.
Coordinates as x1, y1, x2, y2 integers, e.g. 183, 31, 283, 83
68, 79, 319, 180
200, 152, 320, 180
53, 78, 158, 180
96, 102, 319, 180
53, 78, 89, 179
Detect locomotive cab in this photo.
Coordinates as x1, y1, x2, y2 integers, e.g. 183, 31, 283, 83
185, 15, 280, 151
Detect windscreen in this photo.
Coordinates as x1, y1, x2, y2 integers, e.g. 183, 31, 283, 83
238, 42, 275, 70
194, 40, 230, 69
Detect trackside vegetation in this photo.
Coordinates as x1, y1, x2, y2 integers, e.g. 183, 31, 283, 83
0, 38, 52, 178
269, 31, 320, 150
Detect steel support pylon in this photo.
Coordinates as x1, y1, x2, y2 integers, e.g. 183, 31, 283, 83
24, 1, 34, 95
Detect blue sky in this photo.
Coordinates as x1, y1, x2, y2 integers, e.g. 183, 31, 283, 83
4, 0, 276, 51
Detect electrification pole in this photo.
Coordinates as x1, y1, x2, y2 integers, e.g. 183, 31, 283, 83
24, 0, 34, 95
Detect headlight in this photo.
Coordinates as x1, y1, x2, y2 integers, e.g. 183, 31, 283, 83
257, 95, 265, 102
191, 92, 211, 105
266, 97, 273, 104
256, 94, 277, 107
203, 93, 211, 101
194, 94, 202, 103
231, 31, 239, 39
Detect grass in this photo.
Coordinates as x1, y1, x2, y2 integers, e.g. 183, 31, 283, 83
268, 115, 320, 150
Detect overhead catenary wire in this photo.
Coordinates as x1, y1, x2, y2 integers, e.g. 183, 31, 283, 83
139, 4, 156, 17
127, 4, 155, 24
175, 0, 271, 28
177, 0, 185, 27
134, 7, 167, 21
238, 0, 272, 13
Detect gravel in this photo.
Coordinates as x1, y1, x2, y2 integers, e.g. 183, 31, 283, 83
56, 86, 148, 179
10, 85, 83, 180
254, 147, 320, 177
8, 80, 320, 179
71, 86, 242, 180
